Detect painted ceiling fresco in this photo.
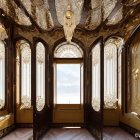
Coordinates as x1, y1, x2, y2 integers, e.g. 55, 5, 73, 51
0, 0, 140, 32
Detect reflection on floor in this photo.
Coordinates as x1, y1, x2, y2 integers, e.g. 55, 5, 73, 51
41, 128, 95, 140
1, 128, 33, 140
103, 127, 137, 140
0, 127, 137, 140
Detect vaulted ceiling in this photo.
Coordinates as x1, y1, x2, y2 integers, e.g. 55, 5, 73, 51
0, 0, 140, 33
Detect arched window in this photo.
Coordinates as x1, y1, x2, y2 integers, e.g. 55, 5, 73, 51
36, 42, 45, 111
53, 42, 83, 105
128, 31, 140, 116
104, 37, 123, 109
91, 42, 101, 112
16, 40, 31, 109
54, 42, 83, 58
0, 41, 5, 109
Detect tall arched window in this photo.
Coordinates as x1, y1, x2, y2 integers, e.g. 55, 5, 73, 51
0, 40, 5, 109
54, 42, 83, 105
104, 37, 123, 109
16, 40, 31, 109
36, 42, 45, 111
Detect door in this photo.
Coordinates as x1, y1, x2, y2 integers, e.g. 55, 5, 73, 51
53, 61, 84, 123
88, 37, 104, 140
33, 40, 50, 140
52, 42, 84, 124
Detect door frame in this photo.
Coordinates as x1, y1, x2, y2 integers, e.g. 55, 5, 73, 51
50, 38, 87, 126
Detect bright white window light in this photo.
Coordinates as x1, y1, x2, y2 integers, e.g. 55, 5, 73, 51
56, 64, 81, 104
0, 41, 5, 109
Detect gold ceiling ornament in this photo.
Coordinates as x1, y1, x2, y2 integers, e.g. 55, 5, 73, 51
63, 5, 76, 43
0, 24, 8, 41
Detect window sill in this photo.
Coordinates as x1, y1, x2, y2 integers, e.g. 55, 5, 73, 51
19, 106, 33, 111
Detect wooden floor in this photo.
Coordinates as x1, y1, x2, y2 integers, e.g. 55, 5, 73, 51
41, 128, 95, 140
1, 127, 137, 140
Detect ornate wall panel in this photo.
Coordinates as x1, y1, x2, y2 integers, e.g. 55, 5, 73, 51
129, 32, 140, 115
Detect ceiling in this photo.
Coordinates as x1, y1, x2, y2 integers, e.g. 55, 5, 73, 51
0, 0, 140, 32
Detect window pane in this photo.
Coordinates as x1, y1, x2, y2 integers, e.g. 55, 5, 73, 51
92, 43, 100, 112
0, 41, 5, 109
56, 64, 81, 104
104, 41, 117, 109
36, 42, 45, 111
21, 42, 31, 108
54, 42, 83, 58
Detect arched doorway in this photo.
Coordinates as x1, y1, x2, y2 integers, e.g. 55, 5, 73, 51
53, 42, 84, 123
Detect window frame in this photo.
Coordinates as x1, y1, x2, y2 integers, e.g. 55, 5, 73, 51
103, 36, 124, 110
35, 41, 48, 112
16, 39, 32, 109
52, 41, 85, 110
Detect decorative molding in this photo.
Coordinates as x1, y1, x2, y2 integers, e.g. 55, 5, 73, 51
16, 123, 33, 128
54, 42, 83, 58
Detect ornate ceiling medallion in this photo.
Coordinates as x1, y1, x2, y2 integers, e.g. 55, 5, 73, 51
64, 5, 76, 43
55, 0, 84, 42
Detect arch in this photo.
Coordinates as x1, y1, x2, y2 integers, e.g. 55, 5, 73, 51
125, 23, 140, 47
52, 37, 86, 58
54, 42, 83, 58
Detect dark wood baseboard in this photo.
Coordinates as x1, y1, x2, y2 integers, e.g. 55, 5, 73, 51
0, 125, 15, 138
16, 123, 33, 128
119, 122, 140, 139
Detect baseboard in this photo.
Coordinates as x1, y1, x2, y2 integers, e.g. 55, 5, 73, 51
16, 123, 33, 128
0, 124, 15, 138
119, 122, 140, 139
49, 123, 85, 128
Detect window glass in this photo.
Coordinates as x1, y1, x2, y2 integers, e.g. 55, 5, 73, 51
36, 42, 45, 111
17, 40, 31, 109
104, 42, 117, 109
0, 41, 5, 109
56, 64, 81, 104
92, 43, 101, 111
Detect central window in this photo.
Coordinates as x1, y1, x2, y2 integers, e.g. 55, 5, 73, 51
56, 64, 81, 104
53, 42, 83, 106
